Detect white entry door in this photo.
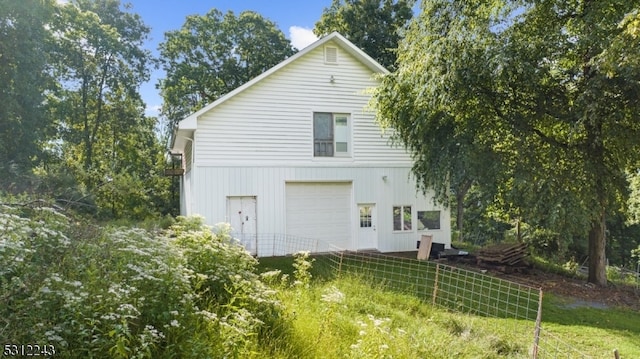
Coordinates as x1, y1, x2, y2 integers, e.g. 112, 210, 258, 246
227, 196, 257, 254
358, 204, 377, 250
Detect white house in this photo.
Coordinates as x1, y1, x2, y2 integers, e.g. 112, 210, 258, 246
171, 32, 451, 256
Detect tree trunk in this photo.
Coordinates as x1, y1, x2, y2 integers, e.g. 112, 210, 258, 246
455, 179, 473, 242
587, 211, 607, 286
456, 191, 464, 242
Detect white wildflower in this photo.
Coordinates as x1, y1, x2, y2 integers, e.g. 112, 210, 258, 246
321, 286, 345, 304
197, 310, 218, 322
101, 313, 118, 321
144, 325, 165, 340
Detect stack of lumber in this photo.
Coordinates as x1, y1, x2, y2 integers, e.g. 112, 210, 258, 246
476, 242, 528, 266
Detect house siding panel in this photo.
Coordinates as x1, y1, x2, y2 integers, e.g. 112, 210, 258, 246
193, 166, 450, 252
194, 40, 410, 166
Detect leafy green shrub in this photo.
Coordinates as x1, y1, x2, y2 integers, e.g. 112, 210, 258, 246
632, 245, 640, 266
1, 203, 289, 358
167, 216, 289, 354
524, 227, 564, 259
292, 251, 314, 288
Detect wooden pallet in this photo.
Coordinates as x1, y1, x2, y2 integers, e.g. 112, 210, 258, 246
476, 242, 529, 265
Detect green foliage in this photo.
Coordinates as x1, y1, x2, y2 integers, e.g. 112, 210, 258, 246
523, 227, 563, 259
50, 0, 153, 171
273, 276, 533, 358
261, 255, 640, 358
1, 201, 289, 358
292, 251, 315, 288
606, 214, 640, 266
633, 246, 640, 265
159, 9, 296, 128
375, 0, 640, 285
314, 0, 415, 70
0, 0, 55, 172
0, 0, 174, 219
628, 171, 640, 225
34, 0, 173, 219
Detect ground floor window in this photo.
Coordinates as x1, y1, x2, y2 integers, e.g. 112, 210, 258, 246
393, 205, 412, 231
418, 210, 440, 230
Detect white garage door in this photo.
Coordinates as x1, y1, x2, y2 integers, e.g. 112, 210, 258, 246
286, 182, 352, 251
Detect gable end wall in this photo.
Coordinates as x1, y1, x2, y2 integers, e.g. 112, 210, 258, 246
194, 41, 411, 166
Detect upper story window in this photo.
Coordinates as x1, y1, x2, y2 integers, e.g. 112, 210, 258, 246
313, 112, 350, 157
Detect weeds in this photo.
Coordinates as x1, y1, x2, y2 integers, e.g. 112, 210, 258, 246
1, 203, 290, 358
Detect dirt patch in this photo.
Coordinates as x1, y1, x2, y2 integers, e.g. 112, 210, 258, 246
383, 251, 640, 311
455, 259, 640, 311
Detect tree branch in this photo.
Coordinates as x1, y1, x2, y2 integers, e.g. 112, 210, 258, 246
478, 84, 571, 149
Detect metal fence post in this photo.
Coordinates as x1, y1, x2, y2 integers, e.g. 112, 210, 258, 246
532, 288, 544, 359
432, 263, 440, 306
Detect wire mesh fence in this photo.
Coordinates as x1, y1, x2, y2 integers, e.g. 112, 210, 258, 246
323, 250, 541, 321
533, 327, 593, 359
232, 232, 336, 257
248, 235, 600, 358
319, 249, 542, 356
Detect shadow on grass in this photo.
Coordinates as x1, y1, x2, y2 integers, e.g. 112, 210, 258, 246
257, 254, 336, 282
542, 293, 640, 333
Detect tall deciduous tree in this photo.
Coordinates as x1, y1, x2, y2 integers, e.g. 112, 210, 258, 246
0, 0, 55, 177
158, 10, 296, 128
375, 0, 640, 286
46, 0, 171, 218
50, 0, 152, 174
314, 0, 415, 70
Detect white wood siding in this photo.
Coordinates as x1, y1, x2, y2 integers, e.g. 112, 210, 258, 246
194, 40, 410, 166
192, 166, 450, 252
184, 141, 193, 172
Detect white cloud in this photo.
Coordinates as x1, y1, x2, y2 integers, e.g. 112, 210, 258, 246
145, 104, 162, 117
289, 26, 318, 50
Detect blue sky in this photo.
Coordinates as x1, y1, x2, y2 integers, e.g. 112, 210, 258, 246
126, 0, 332, 117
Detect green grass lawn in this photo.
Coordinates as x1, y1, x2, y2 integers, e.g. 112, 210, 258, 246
258, 255, 640, 358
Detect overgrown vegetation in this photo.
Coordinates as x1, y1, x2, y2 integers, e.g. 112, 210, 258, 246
2, 198, 639, 357
1, 200, 290, 358
260, 256, 640, 358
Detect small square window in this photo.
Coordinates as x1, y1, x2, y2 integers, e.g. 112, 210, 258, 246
393, 205, 412, 231
418, 211, 440, 230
